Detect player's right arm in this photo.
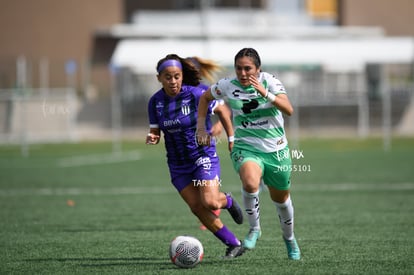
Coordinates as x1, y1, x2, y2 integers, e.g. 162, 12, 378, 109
146, 96, 161, 145
146, 128, 160, 145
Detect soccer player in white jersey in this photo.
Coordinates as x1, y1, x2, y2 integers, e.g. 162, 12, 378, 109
196, 48, 301, 260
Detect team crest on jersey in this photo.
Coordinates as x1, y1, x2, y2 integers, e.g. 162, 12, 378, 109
181, 104, 191, 115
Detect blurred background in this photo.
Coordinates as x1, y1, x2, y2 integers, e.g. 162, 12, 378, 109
0, 0, 413, 151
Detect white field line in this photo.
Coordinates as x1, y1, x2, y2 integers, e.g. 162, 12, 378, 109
57, 151, 142, 167
0, 183, 413, 197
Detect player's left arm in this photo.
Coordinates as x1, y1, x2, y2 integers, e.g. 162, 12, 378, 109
210, 121, 223, 137
249, 75, 294, 116
196, 88, 215, 146
270, 93, 294, 116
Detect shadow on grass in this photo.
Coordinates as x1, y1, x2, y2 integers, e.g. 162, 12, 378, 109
60, 224, 194, 233
24, 256, 249, 270
24, 257, 174, 269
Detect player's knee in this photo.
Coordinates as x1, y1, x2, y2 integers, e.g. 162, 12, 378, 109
240, 171, 261, 193
243, 179, 261, 193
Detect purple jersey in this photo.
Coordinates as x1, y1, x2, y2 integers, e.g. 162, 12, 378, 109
197, 82, 209, 91
147, 85, 218, 165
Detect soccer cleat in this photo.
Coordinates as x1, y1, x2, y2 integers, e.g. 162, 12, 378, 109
243, 229, 262, 249
223, 244, 245, 259
283, 237, 301, 260
225, 193, 244, 224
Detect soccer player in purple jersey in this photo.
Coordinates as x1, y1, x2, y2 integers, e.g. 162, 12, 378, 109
146, 54, 245, 258
185, 56, 224, 230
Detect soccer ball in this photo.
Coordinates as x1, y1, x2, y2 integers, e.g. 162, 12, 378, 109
169, 235, 204, 268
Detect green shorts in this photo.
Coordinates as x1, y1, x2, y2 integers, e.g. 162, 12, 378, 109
230, 146, 292, 190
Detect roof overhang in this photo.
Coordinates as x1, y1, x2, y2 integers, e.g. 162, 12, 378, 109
110, 37, 414, 73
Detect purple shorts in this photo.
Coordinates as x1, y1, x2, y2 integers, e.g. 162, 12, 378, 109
168, 155, 221, 192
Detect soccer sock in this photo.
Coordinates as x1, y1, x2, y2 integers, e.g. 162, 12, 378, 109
242, 189, 261, 231
225, 193, 233, 209
214, 225, 241, 246
274, 195, 295, 240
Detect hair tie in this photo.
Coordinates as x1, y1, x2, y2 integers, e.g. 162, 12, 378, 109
157, 59, 182, 73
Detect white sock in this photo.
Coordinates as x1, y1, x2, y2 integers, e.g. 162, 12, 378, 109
274, 195, 295, 240
242, 189, 261, 231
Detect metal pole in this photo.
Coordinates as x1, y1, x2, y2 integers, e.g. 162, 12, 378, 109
357, 71, 369, 138
200, 0, 210, 57
289, 86, 300, 149
39, 57, 49, 96
65, 59, 77, 142
110, 64, 122, 155
65, 60, 77, 94
381, 65, 391, 151
284, 71, 301, 148
66, 88, 77, 141
17, 56, 29, 157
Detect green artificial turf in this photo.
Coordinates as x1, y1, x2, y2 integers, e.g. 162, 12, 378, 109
0, 138, 413, 274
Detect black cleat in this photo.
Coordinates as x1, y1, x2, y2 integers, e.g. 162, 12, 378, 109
223, 244, 245, 259
225, 192, 244, 224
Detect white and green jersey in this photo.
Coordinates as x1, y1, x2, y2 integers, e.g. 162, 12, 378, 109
210, 72, 288, 153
